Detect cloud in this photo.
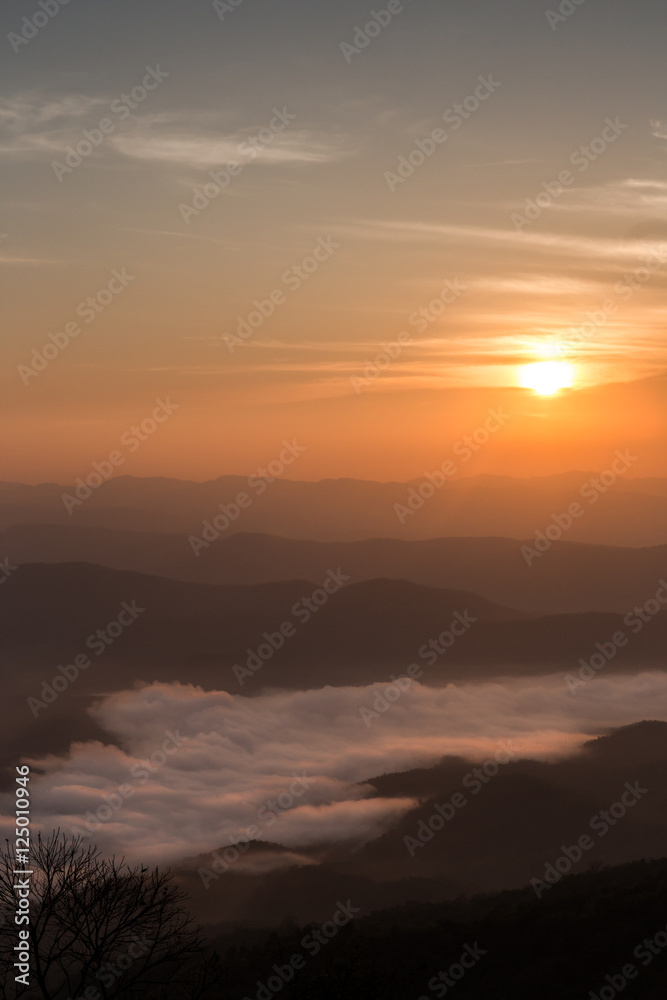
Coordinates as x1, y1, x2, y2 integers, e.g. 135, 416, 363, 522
0, 256, 70, 266
118, 226, 236, 247
0, 92, 350, 169
0, 92, 109, 158
471, 275, 599, 295
3, 672, 666, 865
0, 92, 105, 127
540, 178, 667, 218
470, 159, 543, 168
334, 218, 667, 266
111, 123, 349, 168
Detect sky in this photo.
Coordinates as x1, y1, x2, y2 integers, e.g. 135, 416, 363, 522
1, 0, 666, 482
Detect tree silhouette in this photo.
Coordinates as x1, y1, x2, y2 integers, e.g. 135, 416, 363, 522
0, 830, 215, 1000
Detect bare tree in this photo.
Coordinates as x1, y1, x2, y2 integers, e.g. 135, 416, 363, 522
0, 830, 216, 1000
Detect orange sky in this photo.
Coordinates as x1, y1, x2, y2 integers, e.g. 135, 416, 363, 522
1, 0, 666, 483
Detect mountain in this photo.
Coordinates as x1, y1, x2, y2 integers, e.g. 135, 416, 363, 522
199, 857, 667, 999
2, 472, 667, 544
173, 723, 667, 931
3, 524, 666, 613
2, 564, 665, 699
2, 557, 665, 777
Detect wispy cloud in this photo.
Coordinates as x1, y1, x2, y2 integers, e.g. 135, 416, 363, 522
471, 275, 599, 295
470, 158, 542, 168
0, 255, 72, 266
118, 226, 236, 247
334, 218, 667, 265
542, 177, 667, 219
0, 92, 352, 169
112, 127, 348, 167
0, 92, 109, 158
0, 92, 105, 127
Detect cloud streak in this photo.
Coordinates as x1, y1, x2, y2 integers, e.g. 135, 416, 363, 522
0, 92, 351, 169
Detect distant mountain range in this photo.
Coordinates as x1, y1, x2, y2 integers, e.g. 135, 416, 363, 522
2, 472, 667, 544
3, 563, 664, 692
3, 524, 666, 613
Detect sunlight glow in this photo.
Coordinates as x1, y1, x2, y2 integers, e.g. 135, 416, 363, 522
520, 360, 575, 395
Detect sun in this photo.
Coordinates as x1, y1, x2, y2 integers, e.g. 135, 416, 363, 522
520, 360, 575, 396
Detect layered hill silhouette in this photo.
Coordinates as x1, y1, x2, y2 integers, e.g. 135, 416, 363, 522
3, 563, 665, 694
174, 722, 667, 930
3, 562, 665, 765
2, 472, 667, 544
200, 856, 667, 998
3, 523, 666, 613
